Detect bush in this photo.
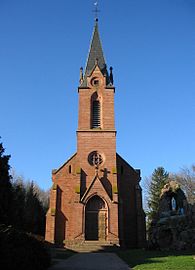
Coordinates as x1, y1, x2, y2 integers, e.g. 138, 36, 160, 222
0, 224, 51, 270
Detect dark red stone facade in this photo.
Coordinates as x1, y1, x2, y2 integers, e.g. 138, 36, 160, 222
45, 22, 146, 248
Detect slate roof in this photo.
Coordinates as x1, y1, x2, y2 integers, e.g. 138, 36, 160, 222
80, 20, 110, 87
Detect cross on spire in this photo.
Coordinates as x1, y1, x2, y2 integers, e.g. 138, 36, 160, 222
93, 1, 100, 21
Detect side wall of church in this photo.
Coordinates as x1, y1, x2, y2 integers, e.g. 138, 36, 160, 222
116, 154, 146, 248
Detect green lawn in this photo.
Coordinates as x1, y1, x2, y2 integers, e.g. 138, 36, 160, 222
117, 249, 195, 270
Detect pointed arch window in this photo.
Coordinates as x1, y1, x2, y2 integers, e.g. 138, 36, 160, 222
92, 100, 101, 128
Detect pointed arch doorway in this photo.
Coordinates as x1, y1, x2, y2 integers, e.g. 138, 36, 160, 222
85, 195, 108, 241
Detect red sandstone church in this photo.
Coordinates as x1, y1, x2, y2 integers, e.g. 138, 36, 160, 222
45, 19, 146, 248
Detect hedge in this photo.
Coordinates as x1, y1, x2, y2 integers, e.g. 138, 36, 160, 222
0, 224, 51, 270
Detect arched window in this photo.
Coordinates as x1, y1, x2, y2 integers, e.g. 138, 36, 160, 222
92, 100, 101, 128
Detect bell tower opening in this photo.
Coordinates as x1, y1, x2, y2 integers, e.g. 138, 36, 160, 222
92, 100, 101, 128
85, 195, 107, 241
90, 91, 102, 129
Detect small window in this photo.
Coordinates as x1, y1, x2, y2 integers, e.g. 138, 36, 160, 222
91, 77, 100, 86
69, 165, 71, 174
121, 165, 124, 175
93, 79, 99, 86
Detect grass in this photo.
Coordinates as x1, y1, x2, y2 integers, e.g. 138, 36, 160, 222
117, 249, 195, 270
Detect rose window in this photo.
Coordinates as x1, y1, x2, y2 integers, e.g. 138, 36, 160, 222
88, 151, 104, 167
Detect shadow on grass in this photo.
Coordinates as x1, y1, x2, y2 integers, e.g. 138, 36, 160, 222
117, 249, 195, 269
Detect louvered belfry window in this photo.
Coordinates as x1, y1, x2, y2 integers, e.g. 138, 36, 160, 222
92, 100, 101, 128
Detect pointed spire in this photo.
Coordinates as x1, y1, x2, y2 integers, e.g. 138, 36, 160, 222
80, 20, 110, 87
85, 20, 106, 76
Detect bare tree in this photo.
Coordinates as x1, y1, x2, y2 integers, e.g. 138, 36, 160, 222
11, 169, 50, 235
170, 165, 195, 205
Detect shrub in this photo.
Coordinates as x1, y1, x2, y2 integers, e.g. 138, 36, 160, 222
0, 224, 51, 270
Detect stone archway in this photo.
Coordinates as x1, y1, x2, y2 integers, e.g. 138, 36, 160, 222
85, 195, 107, 241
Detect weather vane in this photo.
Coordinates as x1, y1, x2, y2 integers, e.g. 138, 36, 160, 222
93, 1, 100, 21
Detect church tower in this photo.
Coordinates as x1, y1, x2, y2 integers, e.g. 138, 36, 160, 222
45, 19, 146, 248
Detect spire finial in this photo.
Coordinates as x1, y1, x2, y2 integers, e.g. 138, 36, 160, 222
79, 67, 83, 84
93, 1, 100, 21
110, 66, 114, 85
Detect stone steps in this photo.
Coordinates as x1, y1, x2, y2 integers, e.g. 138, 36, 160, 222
65, 241, 120, 253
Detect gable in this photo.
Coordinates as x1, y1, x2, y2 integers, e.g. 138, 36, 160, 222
81, 173, 112, 204
116, 153, 140, 177
52, 152, 77, 176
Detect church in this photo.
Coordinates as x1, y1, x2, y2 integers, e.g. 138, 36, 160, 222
45, 19, 146, 248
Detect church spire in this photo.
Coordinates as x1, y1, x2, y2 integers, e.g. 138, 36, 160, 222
80, 20, 111, 87
85, 20, 106, 75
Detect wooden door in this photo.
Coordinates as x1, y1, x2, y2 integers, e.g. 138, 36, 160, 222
85, 196, 107, 241
98, 211, 106, 240
85, 212, 98, 240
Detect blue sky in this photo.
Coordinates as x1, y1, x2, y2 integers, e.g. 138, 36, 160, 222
0, 0, 195, 192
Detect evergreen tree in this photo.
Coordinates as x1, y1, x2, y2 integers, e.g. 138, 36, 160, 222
0, 144, 48, 235
11, 173, 49, 235
147, 167, 169, 224
24, 181, 46, 235
0, 140, 13, 225
12, 179, 26, 230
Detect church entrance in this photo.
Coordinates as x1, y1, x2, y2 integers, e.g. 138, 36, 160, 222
85, 195, 107, 241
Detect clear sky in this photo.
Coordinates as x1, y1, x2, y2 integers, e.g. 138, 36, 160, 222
0, 0, 195, 191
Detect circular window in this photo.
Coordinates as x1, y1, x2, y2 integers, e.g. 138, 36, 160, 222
91, 77, 101, 87
88, 151, 104, 167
